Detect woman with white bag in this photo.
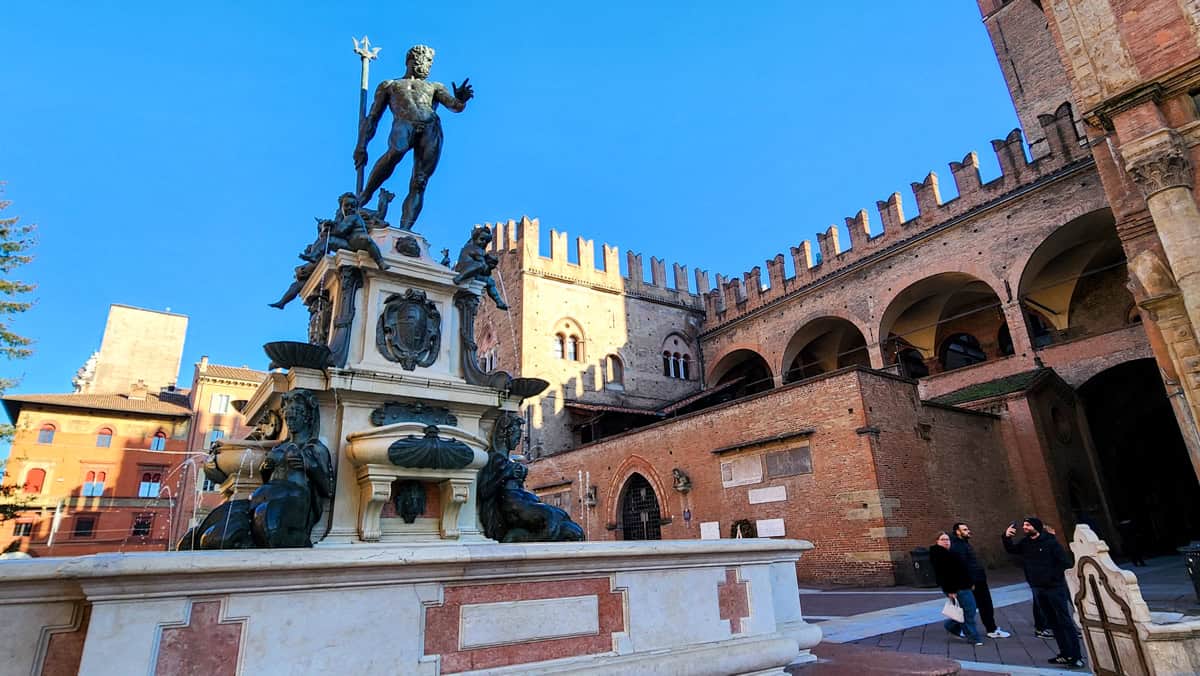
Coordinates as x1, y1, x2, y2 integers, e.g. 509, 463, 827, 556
930, 531, 983, 646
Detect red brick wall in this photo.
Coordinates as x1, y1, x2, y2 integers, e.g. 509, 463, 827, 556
526, 367, 1025, 585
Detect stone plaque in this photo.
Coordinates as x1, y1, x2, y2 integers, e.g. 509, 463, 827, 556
755, 518, 786, 538
699, 521, 721, 540
748, 485, 786, 504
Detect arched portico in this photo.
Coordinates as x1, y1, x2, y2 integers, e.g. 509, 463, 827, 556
780, 316, 871, 383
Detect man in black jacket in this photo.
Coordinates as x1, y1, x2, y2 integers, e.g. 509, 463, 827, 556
1003, 517, 1084, 668
950, 522, 1010, 638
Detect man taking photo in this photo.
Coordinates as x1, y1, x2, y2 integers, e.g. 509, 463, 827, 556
1003, 517, 1084, 669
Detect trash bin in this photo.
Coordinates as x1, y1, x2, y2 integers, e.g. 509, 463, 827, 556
911, 547, 938, 588
1179, 541, 1200, 603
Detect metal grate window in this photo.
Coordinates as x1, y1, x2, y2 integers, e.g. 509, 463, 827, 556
619, 474, 662, 541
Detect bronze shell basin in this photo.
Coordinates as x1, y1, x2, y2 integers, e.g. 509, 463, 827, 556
508, 377, 549, 399
263, 341, 333, 370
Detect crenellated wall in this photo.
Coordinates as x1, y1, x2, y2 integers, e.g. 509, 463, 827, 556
482, 216, 707, 310
703, 104, 1089, 325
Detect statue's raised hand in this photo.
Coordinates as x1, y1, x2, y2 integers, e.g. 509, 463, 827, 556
353, 146, 368, 170
453, 78, 474, 102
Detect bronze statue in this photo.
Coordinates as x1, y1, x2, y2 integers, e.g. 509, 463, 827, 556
271, 193, 388, 309
477, 413, 583, 542
453, 227, 508, 310
354, 44, 474, 231
176, 389, 333, 550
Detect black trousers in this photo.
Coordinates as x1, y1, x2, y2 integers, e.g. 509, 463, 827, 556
1034, 584, 1082, 660
974, 579, 997, 632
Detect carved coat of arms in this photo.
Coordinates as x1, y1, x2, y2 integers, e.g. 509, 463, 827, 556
376, 289, 441, 370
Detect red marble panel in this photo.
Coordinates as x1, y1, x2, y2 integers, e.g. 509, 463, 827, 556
154, 600, 243, 676
424, 577, 625, 674
40, 604, 90, 676
717, 568, 750, 634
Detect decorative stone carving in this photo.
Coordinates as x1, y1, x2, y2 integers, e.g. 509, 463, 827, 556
329, 265, 363, 368
392, 480, 426, 523
477, 413, 584, 542
1125, 135, 1194, 199
370, 402, 458, 427
177, 389, 334, 550
672, 468, 692, 493
395, 236, 421, 257
454, 289, 513, 389
376, 288, 442, 370
387, 425, 475, 469
305, 291, 331, 345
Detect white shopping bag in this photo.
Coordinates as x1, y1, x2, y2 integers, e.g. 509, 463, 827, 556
941, 598, 964, 623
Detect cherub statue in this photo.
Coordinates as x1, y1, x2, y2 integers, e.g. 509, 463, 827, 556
359, 188, 395, 230
270, 193, 388, 309
453, 227, 508, 310
672, 468, 692, 493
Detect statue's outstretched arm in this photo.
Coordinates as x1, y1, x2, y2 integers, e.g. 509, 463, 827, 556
435, 81, 471, 113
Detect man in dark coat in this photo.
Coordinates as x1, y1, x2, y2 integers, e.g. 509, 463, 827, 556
950, 522, 1010, 638
1003, 517, 1084, 668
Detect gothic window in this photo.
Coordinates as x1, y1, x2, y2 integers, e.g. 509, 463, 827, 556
22, 468, 46, 494
36, 424, 55, 444
566, 336, 579, 361
940, 333, 987, 371
661, 334, 693, 380
95, 428, 113, 448
681, 354, 691, 380
662, 352, 671, 376
150, 431, 167, 451
553, 334, 565, 360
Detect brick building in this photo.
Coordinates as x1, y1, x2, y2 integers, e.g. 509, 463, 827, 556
0, 306, 264, 557
479, 1, 1200, 584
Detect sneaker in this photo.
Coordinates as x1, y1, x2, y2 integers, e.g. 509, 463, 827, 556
987, 628, 1011, 638
1035, 629, 1055, 638
1048, 656, 1085, 668
974, 641, 984, 646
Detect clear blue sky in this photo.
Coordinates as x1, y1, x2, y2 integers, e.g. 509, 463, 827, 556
0, 1, 1021, 409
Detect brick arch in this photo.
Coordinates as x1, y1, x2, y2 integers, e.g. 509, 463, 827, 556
779, 313, 873, 381
606, 455, 672, 529
876, 269, 1009, 359
705, 343, 774, 384
1014, 207, 1120, 332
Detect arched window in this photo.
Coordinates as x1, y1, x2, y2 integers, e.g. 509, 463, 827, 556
83, 471, 107, 497
95, 428, 113, 448
619, 473, 662, 541
662, 352, 671, 376
661, 334, 693, 380
150, 431, 167, 451
897, 348, 929, 379
566, 336, 579, 361
36, 424, 55, 444
138, 472, 163, 498
940, 333, 987, 371
681, 354, 691, 380
553, 334, 565, 360
605, 355, 624, 388
23, 468, 46, 494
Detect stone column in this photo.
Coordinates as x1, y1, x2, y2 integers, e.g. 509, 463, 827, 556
1123, 131, 1200, 336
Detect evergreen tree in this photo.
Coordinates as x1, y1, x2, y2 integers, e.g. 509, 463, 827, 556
0, 186, 36, 443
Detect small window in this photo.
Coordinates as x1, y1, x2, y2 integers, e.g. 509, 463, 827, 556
82, 471, 107, 497
566, 336, 579, 361
662, 352, 672, 377
206, 429, 225, 447
150, 431, 167, 451
36, 424, 55, 444
940, 333, 987, 371
73, 515, 96, 538
681, 354, 691, 380
95, 428, 113, 448
138, 472, 163, 498
131, 513, 153, 537
202, 477, 219, 492
553, 334, 565, 360
13, 522, 33, 537
605, 355, 624, 388
210, 393, 231, 414
22, 468, 46, 494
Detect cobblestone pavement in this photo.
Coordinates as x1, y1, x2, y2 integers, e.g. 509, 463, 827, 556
795, 555, 1197, 675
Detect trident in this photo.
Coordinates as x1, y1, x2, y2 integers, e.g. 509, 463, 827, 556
352, 36, 381, 195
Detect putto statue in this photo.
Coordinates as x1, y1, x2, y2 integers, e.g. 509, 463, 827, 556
177, 389, 334, 550
477, 413, 583, 542
453, 227, 508, 310
354, 44, 474, 231
271, 192, 388, 309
